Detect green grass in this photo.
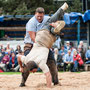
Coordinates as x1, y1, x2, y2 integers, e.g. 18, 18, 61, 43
0, 71, 82, 75
0, 72, 21, 75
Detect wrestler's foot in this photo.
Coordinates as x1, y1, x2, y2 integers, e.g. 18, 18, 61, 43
54, 21, 65, 33
19, 83, 26, 87
61, 2, 68, 11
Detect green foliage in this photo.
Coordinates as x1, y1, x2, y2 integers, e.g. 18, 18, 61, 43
0, 0, 82, 15
67, 0, 82, 13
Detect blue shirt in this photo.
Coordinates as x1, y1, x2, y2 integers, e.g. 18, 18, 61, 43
24, 15, 50, 44
64, 54, 73, 62
85, 50, 90, 58
59, 49, 68, 55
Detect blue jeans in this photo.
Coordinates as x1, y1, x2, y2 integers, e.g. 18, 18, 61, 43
85, 60, 90, 64
73, 60, 78, 72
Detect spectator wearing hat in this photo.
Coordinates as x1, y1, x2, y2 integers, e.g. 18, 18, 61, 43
85, 46, 90, 64
64, 41, 71, 50
63, 50, 73, 72
0, 52, 10, 71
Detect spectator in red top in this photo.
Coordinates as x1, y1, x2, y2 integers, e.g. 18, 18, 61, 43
0, 52, 10, 71
73, 50, 84, 72
9, 52, 18, 70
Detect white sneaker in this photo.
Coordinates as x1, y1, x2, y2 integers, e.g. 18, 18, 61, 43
54, 21, 65, 33
61, 2, 68, 11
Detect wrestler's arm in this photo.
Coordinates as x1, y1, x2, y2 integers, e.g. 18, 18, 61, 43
28, 31, 36, 42
17, 55, 24, 72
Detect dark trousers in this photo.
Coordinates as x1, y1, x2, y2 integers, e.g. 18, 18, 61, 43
63, 63, 73, 72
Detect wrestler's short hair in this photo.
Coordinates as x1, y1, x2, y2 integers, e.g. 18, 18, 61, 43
35, 7, 45, 13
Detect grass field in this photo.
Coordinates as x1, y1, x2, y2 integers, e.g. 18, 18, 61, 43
0, 71, 81, 75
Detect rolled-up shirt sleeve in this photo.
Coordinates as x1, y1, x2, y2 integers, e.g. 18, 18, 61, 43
26, 21, 37, 32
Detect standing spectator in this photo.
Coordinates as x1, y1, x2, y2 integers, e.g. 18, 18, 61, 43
77, 45, 85, 62
15, 45, 22, 55
9, 52, 18, 70
85, 46, 90, 64
64, 41, 71, 50
53, 38, 61, 49
63, 50, 73, 72
0, 52, 10, 71
73, 50, 84, 72
79, 41, 86, 52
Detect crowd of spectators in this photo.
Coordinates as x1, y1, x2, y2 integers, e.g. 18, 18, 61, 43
0, 40, 90, 72
54, 41, 90, 72
0, 43, 22, 72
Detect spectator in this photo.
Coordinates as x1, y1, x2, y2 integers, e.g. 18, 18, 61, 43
59, 45, 67, 61
64, 41, 71, 50
0, 52, 10, 71
15, 45, 22, 55
85, 46, 90, 64
12, 51, 24, 72
0, 44, 3, 52
2, 34, 10, 41
79, 41, 86, 52
63, 50, 73, 72
57, 46, 67, 71
9, 52, 18, 70
70, 46, 76, 56
53, 38, 61, 49
73, 50, 84, 72
6, 42, 11, 53
0, 52, 4, 63
77, 45, 85, 62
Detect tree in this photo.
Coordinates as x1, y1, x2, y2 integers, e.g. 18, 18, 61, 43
0, 0, 82, 15
67, 0, 82, 13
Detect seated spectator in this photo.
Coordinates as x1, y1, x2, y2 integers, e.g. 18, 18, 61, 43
9, 52, 18, 71
12, 51, 24, 72
85, 46, 90, 64
0, 44, 3, 52
0, 52, 4, 63
0, 52, 10, 71
63, 50, 73, 72
6, 42, 11, 54
15, 45, 22, 55
57, 46, 67, 70
73, 50, 84, 72
2, 34, 10, 41
64, 41, 71, 50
